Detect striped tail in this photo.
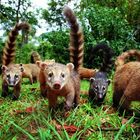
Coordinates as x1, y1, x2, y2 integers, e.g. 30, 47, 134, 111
88, 43, 114, 72
63, 6, 84, 71
115, 49, 140, 69
30, 51, 41, 63
2, 22, 30, 66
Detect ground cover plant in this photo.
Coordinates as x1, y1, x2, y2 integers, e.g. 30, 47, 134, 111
0, 78, 140, 140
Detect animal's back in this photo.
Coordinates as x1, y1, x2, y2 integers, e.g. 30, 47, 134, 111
114, 61, 140, 92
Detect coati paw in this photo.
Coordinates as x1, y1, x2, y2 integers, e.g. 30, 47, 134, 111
64, 104, 71, 111
1, 93, 8, 97
12, 95, 19, 100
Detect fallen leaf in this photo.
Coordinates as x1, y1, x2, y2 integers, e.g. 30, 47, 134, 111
25, 107, 35, 113
56, 124, 78, 133
121, 118, 128, 125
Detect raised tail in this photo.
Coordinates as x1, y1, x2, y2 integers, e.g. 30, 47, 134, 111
88, 43, 114, 72
2, 22, 30, 66
115, 49, 140, 69
63, 6, 84, 71
30, 51, 41, 63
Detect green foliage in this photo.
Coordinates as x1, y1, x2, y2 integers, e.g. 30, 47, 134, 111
15, 43, 38, 64
0, 0, 38, 35
78, 2, 140, 68
38, 31, 69, 64
42, 0, 67, 31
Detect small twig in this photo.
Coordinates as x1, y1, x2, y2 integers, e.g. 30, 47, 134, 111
88, 127, 120, 132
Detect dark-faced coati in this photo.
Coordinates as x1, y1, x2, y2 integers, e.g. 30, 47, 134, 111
88, 43, 114, 104
2, 22, 30, 100
36, 6, 84, 111
113, 49, 140, 114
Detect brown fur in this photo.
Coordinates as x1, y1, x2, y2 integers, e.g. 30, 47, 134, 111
30, 51, 41, 63
36, 7, 83, 111
78, 67, 98, 79
2, 22, 30, 66
37, 62, 80, 111
37, 60, 55, 97
113, 49, 140, 113
20, 64, 40, 84
64, 6, 84, 70
1, 22, 30, 100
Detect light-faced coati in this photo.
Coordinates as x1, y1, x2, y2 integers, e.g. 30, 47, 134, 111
88, 43, 114, 104
30, 51, 41, 63
113, 49, 140, 114
36, 6, 84, 111
2, 22, 30, 100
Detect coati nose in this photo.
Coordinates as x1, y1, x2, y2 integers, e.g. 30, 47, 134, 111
98, 94, 103, 99
53, 82, 61, 90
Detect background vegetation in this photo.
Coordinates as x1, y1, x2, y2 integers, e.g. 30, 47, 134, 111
0, 0, 140, 139
0, 0, 140, 67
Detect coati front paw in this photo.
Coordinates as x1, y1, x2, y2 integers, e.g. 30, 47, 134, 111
64, 104, 71, 111
12, 95, 19, 100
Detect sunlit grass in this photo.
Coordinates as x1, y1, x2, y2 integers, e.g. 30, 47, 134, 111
0, 78, 139, 139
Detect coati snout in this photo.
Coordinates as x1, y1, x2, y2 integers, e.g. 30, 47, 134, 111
42, 63, 73, 91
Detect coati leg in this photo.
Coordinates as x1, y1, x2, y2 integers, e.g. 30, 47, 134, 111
29, 75, 33, 84
33, 77, 37, 83
13, 83, 21, 100
2, 82, 8, 97
118, 94, 132, 115
40, 84, 47, 97
64, 92, 75, 111
74, 94, 79, 108
112, 90, 124, 108
48, 93, 57, 109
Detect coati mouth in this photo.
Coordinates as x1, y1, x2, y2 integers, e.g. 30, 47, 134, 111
53, 83, 61, 90
9, 84, 15, 87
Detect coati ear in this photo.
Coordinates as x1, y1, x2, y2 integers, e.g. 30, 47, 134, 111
36, 61, 42, 68
51, 59, 55, 63
66, 63, 74, 72
90, 77, 95, 83
41, 62, 48, 70
1, 65, 8, 72
107, 79, 111, 85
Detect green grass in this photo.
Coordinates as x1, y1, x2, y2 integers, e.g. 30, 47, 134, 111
0, 78, 140, 140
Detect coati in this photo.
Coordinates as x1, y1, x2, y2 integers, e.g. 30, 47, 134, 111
36, 6, 84, 111
20, 63, 40, 84
88, 43, 114, 104
113, 49, 140, 114
2, 22, 30, 100
30, 51, 41, 63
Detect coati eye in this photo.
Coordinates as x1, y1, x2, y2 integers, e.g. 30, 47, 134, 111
94, 86, 98, 90
15, 74, 19, 79
6, 74, 10, 78
6, 74, 10, 79
48, 72, 53, 77
102, 86, 106, 91
61, 73, 65, 78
